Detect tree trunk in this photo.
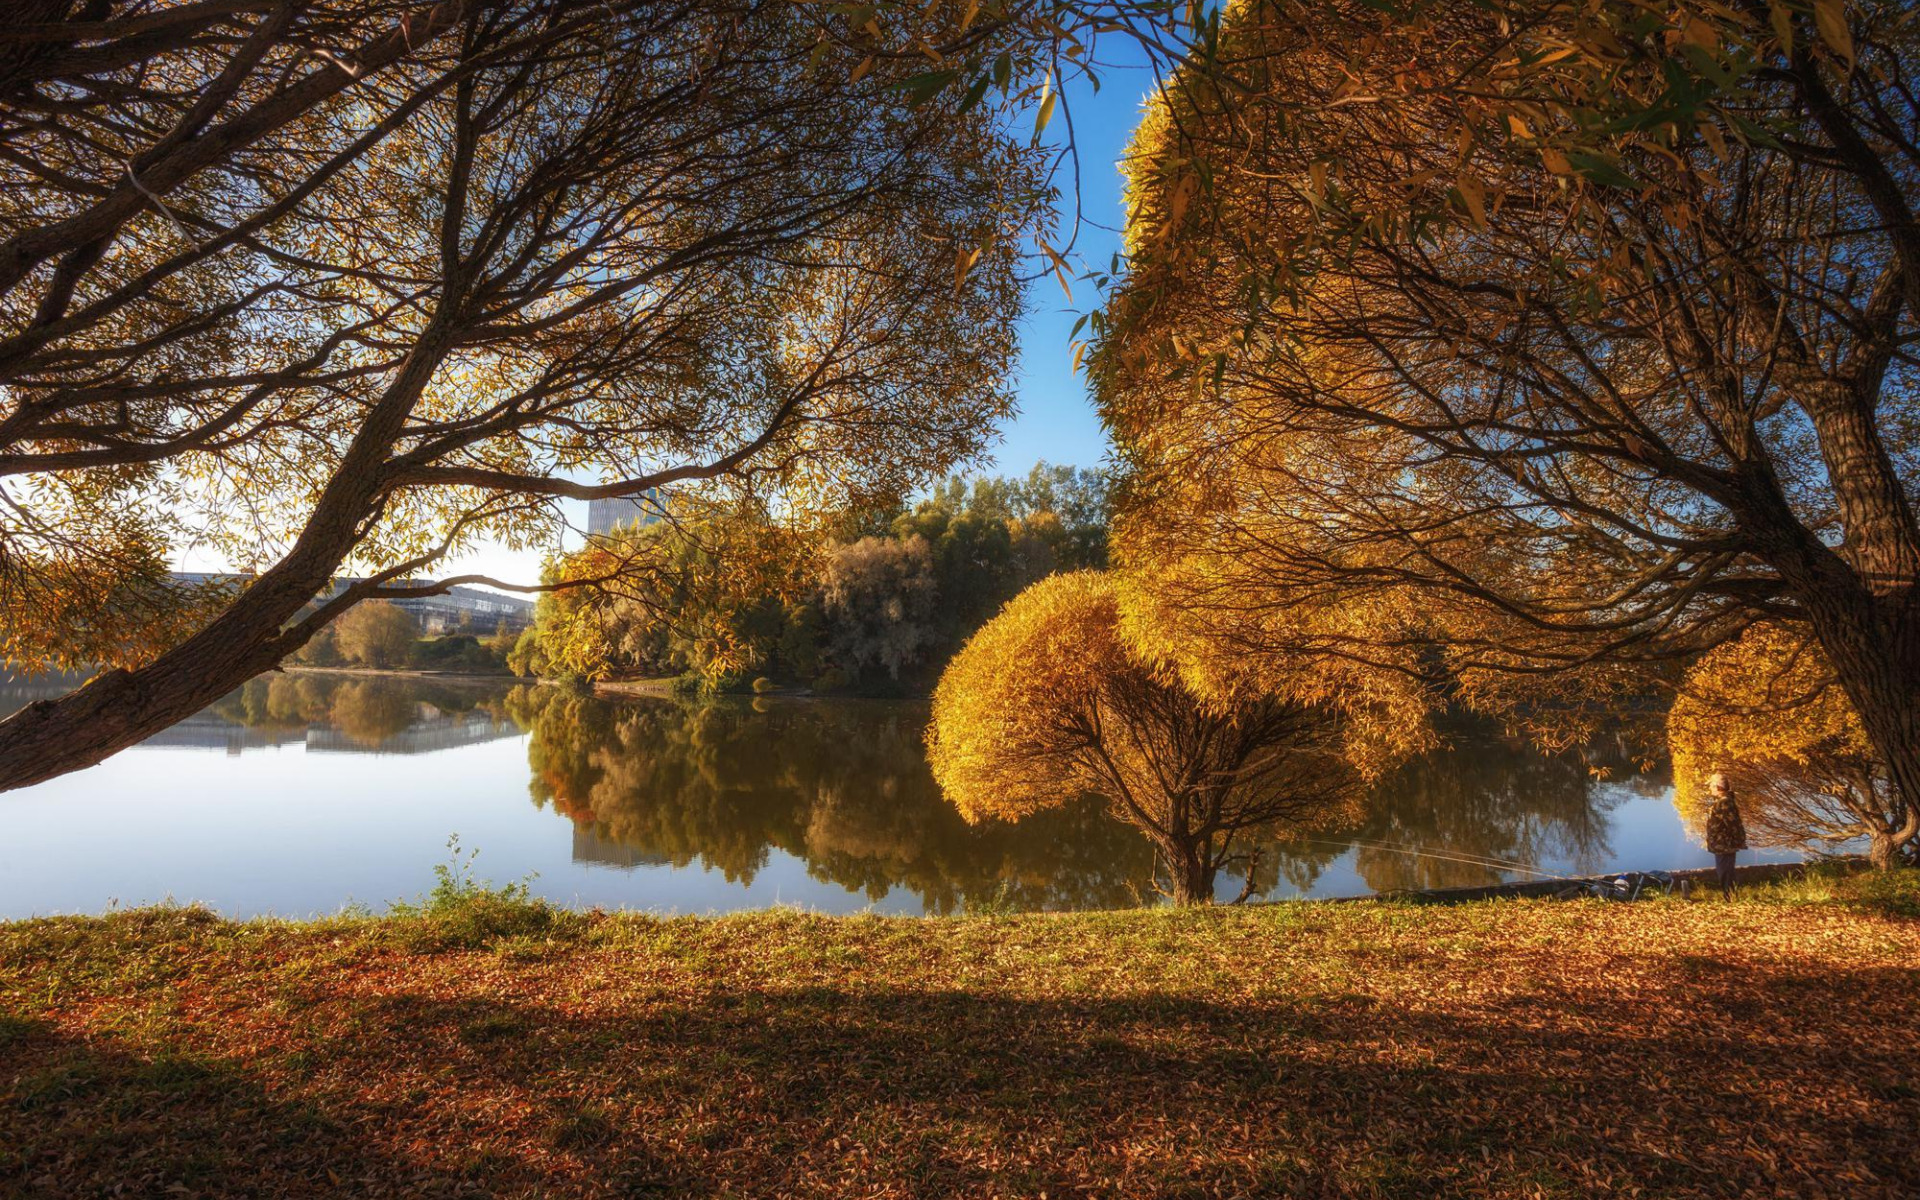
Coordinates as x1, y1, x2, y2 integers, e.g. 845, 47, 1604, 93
1869, 829, 1899, 872
1162, 841, 1216, 906
1798, 587, 1920, 853
0, 325, 457, 792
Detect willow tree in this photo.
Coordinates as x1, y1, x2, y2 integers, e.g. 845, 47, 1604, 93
1671, 624, 1916, 869
1095, 1, 1920, 807
927, 571, 1364, 905
0, 1, 1048, 790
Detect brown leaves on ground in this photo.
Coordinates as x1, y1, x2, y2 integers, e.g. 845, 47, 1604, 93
2, 888, 1918, 1198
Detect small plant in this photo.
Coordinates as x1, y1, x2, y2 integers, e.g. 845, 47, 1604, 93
425, 836, 532, 913
546, 1102, 615, 1151
965, 879, 1020, 918
390, 837, 566, 951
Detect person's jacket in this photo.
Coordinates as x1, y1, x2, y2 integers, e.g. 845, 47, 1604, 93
1705, 793, 1747, 854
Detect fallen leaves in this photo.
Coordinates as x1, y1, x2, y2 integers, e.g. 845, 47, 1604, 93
1, 886, 1917, 1197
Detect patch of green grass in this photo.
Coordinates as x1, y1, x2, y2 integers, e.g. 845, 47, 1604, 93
0, 1012, 49, 1048
546, 1102, 615, 1151
12, 1059, 100, 1111
1735, 862, 1920, 915
457, 1012, 525, 1045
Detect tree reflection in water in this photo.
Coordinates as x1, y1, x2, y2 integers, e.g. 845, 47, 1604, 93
203, 674, 518, 749
1338, 737, 1638, 893
511, 690, 1662, 907
97, 672, 1667, 905
508, 687, 1160, 913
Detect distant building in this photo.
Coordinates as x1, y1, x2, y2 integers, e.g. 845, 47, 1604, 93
168, 573, 535, 634
586, 489, 664, 537
384, 585, 534, 635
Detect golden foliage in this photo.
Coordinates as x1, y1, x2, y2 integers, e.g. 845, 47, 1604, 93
928, 571, 1132, 823
928, 571, 1365, 902
1095, 0, 1920, 779
1670, 624, 1915, 866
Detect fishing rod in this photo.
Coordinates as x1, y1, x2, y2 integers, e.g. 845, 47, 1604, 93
1293, 836, 1580, 882
1340, 835, 1563, 878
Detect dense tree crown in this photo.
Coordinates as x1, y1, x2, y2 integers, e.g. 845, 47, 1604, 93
514, 464, 1111, 693
927, 571, 1366, 904
0, 0, 1049, 789
1094, 1, 1920, 824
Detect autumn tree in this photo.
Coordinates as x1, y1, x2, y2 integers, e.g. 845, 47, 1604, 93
819, 535, 941, 684
927, 571, 1365, 904
1095, 0, 1920, 810
1671, 624, 1917, 869
0, 0, 1047, 789
330, 600, 416, 669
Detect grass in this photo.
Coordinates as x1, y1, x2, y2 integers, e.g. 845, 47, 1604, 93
2, 871, 1917, 1198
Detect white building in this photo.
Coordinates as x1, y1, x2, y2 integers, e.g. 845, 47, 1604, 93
585, 490, 664, 537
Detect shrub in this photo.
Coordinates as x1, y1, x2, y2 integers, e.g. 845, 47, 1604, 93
390, 838, 574, 951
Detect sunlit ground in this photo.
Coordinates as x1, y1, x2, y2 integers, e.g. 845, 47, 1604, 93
4, 872, 1916, 1198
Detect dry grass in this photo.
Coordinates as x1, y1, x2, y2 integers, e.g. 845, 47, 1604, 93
3, 872, 1917, 1198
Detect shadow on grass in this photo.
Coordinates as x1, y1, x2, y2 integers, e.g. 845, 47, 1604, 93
5, 961, 1918, 1198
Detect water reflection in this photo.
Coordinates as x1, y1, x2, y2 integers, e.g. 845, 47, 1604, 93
505, 688, 1662, 906
1, 670, 524, 756
505, 687, 1158, 913
1336, 739, 1636, 892
1, 670, 1686, 913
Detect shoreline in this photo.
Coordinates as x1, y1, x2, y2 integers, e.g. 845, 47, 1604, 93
280, 665, 533, 686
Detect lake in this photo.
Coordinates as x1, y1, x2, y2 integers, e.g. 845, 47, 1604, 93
0, 671, 1800, 919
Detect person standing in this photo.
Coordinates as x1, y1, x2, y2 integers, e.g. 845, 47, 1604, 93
1703, 771, 1747, 899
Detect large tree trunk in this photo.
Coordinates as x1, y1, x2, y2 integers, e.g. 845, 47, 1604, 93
0, 327, 455, 792
1162, 840, 1217, 906
1795, 571, 1920, 860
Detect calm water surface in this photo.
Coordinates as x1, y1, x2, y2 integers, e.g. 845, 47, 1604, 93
0, 671, 1800, 919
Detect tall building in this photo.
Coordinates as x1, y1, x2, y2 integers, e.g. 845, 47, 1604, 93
586, 489, 663, 537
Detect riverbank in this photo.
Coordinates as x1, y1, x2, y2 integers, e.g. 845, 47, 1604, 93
283, 665, 524, 683
4, 872, 1916, 1198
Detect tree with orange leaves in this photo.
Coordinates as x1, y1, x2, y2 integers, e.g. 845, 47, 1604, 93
927, 572, 1365, 905
1095, 1, 1920, 817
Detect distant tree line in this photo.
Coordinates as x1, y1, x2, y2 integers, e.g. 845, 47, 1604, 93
509, 464, 1109, 695
291, 600, 515, 674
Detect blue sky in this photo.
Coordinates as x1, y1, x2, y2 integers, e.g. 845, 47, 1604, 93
982, 43, 1154, 477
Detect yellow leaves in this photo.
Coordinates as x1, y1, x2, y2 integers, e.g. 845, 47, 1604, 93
1161, 171, 1199, 239
1769, 0, 1796, 52
1667, 623, 1881, 846
928, 571, 1125, 823
1814, 0, 1855, 70
1681, 16, 1719, 54
1037, 238, 1073, 302
953, 243, 980, 295
1455, 174, 1488, 229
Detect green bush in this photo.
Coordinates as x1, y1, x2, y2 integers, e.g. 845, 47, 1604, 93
390, 838, 575, 951
669, 672, 706, 698
408, 634, 510, 673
